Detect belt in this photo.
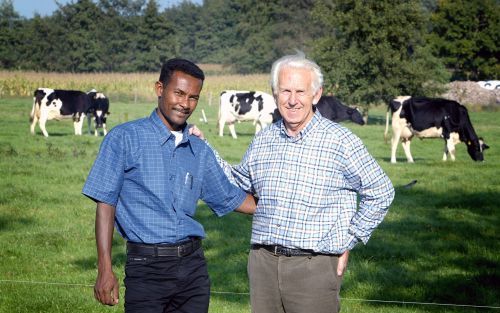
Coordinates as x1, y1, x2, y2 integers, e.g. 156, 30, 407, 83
251, 244, 318, 257
127, 238, 201, 257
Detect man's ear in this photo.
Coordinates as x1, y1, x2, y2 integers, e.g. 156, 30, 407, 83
155, 81, 163, 97
312, 87, 323, 105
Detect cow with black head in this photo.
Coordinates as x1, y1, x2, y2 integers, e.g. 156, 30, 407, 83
385, 96, 489, 163
272, 95, 365, 125
30, 88, 91, 137
87, 89, 110, 136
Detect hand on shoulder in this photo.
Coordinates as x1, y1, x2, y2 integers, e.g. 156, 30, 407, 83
188, 124, 205, 140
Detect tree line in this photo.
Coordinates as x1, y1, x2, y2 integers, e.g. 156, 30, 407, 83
1, 0, 498, 106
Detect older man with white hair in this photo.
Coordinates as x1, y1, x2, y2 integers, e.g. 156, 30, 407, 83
208, 51, 394, 313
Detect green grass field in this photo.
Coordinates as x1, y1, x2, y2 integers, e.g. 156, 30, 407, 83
0, 96, 498, 313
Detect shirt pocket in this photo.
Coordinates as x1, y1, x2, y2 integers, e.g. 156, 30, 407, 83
173, 169, 201, 216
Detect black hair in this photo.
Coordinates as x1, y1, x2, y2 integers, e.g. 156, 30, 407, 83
158, 58, 205, 85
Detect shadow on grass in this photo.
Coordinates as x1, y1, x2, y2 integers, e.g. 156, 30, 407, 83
194, 205, 252, 304
198, 185, 499, 310
73, 236, 127, 270
219, 132, 256, 139
69, 204, 250, 306
66, 187, 498, 311
379, 156, 429, 163
31, 132, 72, 137
367, 114, 388, 126
0, 213, 35, 231
348, 187, 499, 311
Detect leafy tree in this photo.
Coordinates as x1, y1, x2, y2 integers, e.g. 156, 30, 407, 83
5, 0, 496, 81
50, 0, 106, 72
16, 14, 62, 71
311, 0, 449, 110
226, 0, 318, 73
99, 0, 145, 17
97, 0, 144, 71
165, 1, 203, 61
132, 0, 176, 71
0, 0, 22, 68
421, 0, 438, 12
225, 0, 277, 73
428, 0, 500, 80
194, 0, 241, 63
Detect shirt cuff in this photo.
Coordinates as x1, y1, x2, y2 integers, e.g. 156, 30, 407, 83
345, 232, 360, 250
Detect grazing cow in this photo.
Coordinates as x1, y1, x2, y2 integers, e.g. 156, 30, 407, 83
30, 88, 92, 137
385, 96, 489, 163
272, 95, 365, 125
87, 90, 110, 136
218, 90, 277, 139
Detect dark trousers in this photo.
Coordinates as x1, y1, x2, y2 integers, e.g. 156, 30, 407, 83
124, 247, 210, 313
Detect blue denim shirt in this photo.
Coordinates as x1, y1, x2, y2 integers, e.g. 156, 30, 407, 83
83, 109, 246, 244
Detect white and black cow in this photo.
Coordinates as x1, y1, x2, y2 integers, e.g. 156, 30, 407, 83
271, 95, 365, 125
30, 88, 92, 137
218, 90, 277, 139
87, 90, 110, 136
385, 96, 489, 163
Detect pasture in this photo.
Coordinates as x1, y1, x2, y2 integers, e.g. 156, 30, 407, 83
0, 75, 499, 312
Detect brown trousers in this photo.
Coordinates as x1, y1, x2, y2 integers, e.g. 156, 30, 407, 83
248, 247, 343, 313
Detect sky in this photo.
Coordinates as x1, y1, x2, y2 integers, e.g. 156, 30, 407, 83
12, 0, 202, 18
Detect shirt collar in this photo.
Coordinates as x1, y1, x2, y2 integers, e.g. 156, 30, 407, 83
279, 108, 322, 142
149, 109, 191, 147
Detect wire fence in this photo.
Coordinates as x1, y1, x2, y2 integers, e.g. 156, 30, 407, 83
1, 279, 498, 310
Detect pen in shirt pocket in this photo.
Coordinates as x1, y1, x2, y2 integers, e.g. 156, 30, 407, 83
185, 172, 193, 189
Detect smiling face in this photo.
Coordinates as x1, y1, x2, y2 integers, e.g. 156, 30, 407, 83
155, 70, 203, 131
276, 66, 322, 136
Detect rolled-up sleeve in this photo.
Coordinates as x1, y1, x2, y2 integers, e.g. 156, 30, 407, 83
204, 140, 254, 193
201, 148, 247, 217
82, 130, 125, 206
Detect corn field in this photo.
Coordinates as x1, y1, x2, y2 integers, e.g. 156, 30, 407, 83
0, 66, 271, 104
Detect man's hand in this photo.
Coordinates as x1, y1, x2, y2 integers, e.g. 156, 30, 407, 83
94, 203, 118, 305
337, 250, 349, 276
94, 269, 119, 306
188, 124, 205, 140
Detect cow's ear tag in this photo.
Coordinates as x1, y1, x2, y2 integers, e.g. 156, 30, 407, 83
467, 141, 471, 145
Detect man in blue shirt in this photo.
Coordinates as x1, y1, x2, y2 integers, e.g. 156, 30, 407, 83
82, 58, 256, 313
210, 52, 395, 313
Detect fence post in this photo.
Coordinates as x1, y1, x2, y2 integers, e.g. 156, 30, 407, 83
201, 109, 208, 123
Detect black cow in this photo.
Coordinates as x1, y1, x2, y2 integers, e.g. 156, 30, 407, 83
30, 88, 92, 137
272, 95, 365, 125
87, 90, 110, 136
385, 96, 489, 163
316, 95, 365, 125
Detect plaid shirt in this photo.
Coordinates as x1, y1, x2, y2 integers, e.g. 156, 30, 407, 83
82, 110, 246, 244
215, 110, 394, 254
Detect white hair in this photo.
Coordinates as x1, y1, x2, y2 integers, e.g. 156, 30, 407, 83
270, 51, 323, 95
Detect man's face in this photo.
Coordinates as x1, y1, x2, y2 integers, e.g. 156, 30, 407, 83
155, 70, 203, 131
276, 66, 322, 136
